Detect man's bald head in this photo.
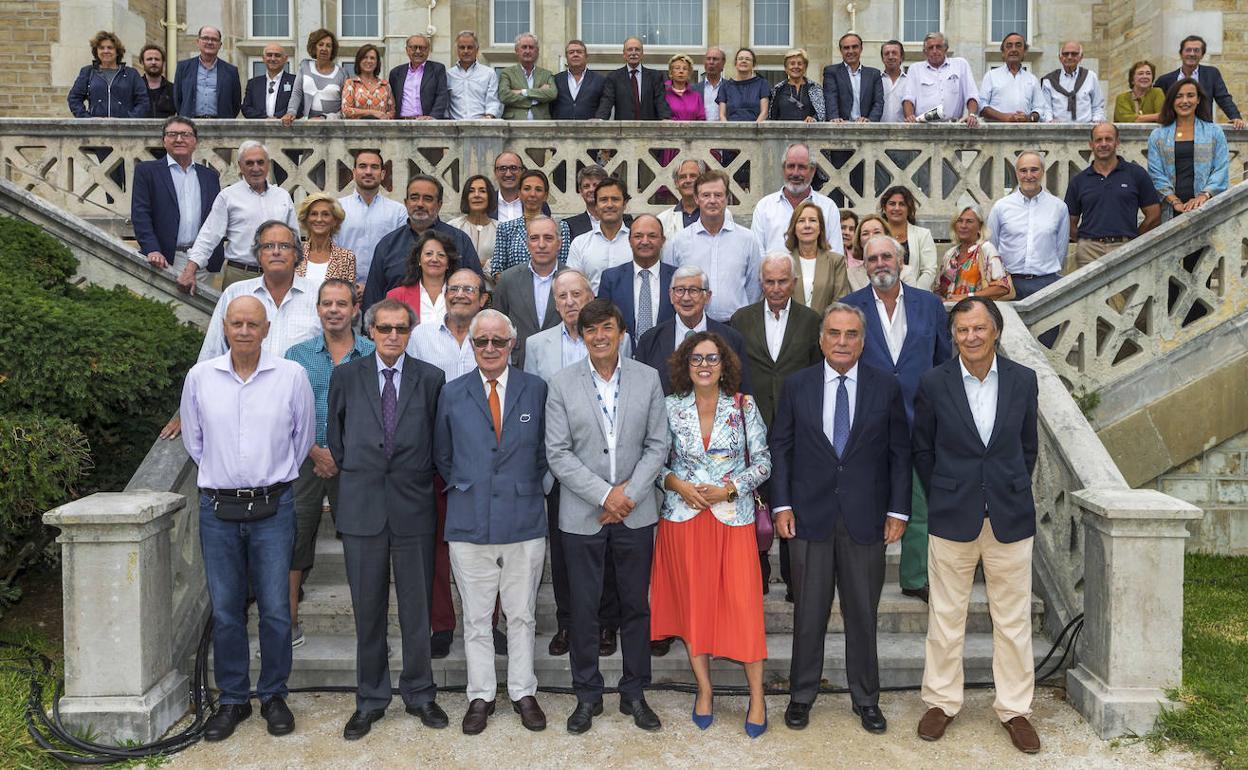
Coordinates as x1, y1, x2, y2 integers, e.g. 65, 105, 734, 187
223, 296, 269, 355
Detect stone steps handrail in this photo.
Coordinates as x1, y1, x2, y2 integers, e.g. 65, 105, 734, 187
2, 118, 1244, 231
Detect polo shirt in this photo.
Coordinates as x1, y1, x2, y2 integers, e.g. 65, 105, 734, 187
1064, 157, 1159, 239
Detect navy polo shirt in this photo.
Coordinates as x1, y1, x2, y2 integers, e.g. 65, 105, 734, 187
1064, 157, 1160, 239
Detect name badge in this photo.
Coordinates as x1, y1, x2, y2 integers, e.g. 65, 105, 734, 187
282, 83, 292, 92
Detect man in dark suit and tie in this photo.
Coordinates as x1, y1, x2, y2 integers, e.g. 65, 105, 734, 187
634, 264, 751, 395
388, 34, 450, 120
823, 33, 884, 122
131, 117, 223, 287
597, 214, 675, 344
771, 302, 911, 735
327, 299, 449, 740
553, 40, 606, 119
913, 297, 1041, 755
1155, 34, 1243, 128
596, 37, 672, 120
492, 216, 562, 369
174, 26, 241, 118
242, 44, 296, 119
842, 235, 952, 603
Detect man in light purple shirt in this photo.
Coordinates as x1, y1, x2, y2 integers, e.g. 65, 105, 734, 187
388, 34, 450, 120
903, 32, 980, 127
180, 295, 316, 743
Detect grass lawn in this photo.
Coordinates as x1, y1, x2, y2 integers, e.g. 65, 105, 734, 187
0, 624, 65, 769
1151, 553, 1248, 768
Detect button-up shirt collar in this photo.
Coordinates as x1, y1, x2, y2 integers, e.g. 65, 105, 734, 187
337, 191, 409, 282
701, 75, 722, 121
376, 350, 405, 394
750, 188, 841, 255
675, 313, 708, 347
567, 67, 585, 99
763, 299, 791, 361
567, 222, 631, 291
871, 283, 908, 364
846, 62, 863, 119
448, 59, 502, 119
632, 260, 660, 333
986, 188, 1069, 276
1043, 66, 1105, 122
401, 62, 425, 117
980, 64, 1046, 120
480, 365, 509, 418
187, 178, 299, 270
496, 192, 523, 223
265, 71, 283, 117
882, 68, 908, 122
529, 261, 556, 323
285, 332, 374, 445
667, 217, 764, 322
904, 56, 979, 120
960, 354, 1000, 446
589, 356, 623, 485
560, 324, 587, 368
408, 320, 476, 380
822, 361, 858, 439
166, 154, 202, 249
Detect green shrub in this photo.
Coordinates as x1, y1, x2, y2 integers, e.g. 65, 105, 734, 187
0, 217, 77, 291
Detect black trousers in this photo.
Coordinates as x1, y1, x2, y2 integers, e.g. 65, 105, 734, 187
788, 517, 885, 707
562, 521, 655, 703
547, 482, 621, 631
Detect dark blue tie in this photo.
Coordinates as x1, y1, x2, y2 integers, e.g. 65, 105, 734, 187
382, 368, 397, 459
833, 375, 850, 457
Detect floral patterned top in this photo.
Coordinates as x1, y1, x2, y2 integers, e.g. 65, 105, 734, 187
936, 240, 1009, 300
341, 77, 395, 119
660, 392, 771, 526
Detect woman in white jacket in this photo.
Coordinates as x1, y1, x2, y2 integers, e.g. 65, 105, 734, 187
879, 186, 938, 291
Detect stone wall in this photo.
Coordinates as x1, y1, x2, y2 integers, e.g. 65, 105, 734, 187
1154, 430, 1248, 554
0, 1, 59, 117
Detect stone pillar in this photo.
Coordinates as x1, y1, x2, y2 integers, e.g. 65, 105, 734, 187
43, 491, 189, 745
1066, 487, 1202, 739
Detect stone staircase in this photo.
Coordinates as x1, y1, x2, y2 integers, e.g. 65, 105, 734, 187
222, 510, 1049, 691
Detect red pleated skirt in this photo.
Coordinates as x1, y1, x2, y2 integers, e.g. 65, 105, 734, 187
650, 509, 768, 663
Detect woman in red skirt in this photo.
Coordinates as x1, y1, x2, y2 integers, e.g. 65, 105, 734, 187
651, 332, 773, 737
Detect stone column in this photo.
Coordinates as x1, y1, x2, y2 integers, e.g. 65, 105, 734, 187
1066, 487, 1202, 739
43, 491, 189, 744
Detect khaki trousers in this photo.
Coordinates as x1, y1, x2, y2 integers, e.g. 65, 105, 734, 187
922, 518, 1034, 722
1074, 238, 1124, 270
221, 261, 261, 290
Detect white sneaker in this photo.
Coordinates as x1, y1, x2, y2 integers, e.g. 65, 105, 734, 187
255, 623, 305, 658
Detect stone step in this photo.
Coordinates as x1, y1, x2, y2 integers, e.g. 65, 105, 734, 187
213, 631, 1051, 691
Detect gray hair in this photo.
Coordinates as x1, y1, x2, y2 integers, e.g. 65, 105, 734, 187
672, 264, 710, 290
237, 139, 270, 160
1015, 150, 1046, 168
923, 32, 948, 49
456, 30, 479, 45
364, 298, 417, 330
514, 32, 538, 47
822, 301, 867, 330
759, 253, 795, 279
553, 267, 593, 293
576, 164, 609, 188
469, 308, 517, 339
862, 233, 904, 260
1061, 40, 1084, 55
783, 142, 812, 163
250, 220, 304, 265
672, 158, 707, 183
527, 215, 561, 242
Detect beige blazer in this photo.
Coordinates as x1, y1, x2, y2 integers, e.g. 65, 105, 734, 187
791, 250, 851, 315
897, 224, 938, 291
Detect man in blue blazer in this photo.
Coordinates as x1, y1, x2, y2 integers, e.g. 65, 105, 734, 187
388, 35, 450, 120
912, 297, 1040, 754
1155, 34, 1243, 128
596, 215, 675, 343
131, 117, 224, 282
242, 44, 296, 119
173, 27, 241, 118
822, 33, 884, 122
771, 302, 911, 734
433, 309, 550, 734
841, 234, 952, 602
553, 40, 605, 119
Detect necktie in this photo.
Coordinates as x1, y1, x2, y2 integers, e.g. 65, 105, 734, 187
833, 375, 850, 457
629, 68, 642, 119
637, 269, 653, 336
487, 379, 502, 445
382, 368, 397, 459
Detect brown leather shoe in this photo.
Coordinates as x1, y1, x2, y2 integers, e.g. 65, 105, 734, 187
917, 707, 954, 741
512, 695, 547, 731
1003, 716, 1041, 753
461, 699, 495, 735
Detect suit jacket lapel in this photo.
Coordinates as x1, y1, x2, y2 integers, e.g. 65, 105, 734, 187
841, 368, 870, 457
705, 394, 733, 450
160, 163, 180, 219
466, 368, 494, 428
614, 271, 635, 335
395, 355, 420, 420
945, 362, 982, 444
501, 371, 529, 434
986, 359, 1014, 451
895, 289, 922, 363
810, 256, 830, 309
658, 266, 675, 322
807, 369, 837, 457
861, 295, 889, 359
362, 358, 384, 429
578, 365, 610, 444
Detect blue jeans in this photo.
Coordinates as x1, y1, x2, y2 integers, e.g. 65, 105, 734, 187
199, 488, 295, 704
1011, 272, 1060, 300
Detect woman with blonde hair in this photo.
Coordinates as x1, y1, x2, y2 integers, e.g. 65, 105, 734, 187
665, 54, 706, 121
785, 201, 849, 313
935, 205, 1013, 301
767, 49, 824, 122
849, 214, 888, 291
295, 192, 357, 288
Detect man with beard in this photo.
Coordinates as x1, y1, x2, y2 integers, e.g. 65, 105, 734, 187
749, 143, 841, 255
337, 150, 407, 292
138, 44, 176, 118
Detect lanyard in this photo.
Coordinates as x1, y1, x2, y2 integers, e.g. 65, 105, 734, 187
594, 371, 621, 438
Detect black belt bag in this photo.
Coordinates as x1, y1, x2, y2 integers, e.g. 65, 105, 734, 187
203, 482, 290, 523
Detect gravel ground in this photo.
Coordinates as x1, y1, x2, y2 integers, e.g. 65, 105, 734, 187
157, 687, 1211, 769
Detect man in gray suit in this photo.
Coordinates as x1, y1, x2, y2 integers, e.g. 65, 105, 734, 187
545, 299, 670, 735
327, 298, 448, 740
492, 216, 562, 369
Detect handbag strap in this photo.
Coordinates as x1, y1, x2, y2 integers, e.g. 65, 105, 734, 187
736, 392, 751, 466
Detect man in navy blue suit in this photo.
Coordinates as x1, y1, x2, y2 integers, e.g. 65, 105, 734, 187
389, 34, 450, 120
131, 117, 223, 288
822, 33, 884, 122
842, 235, 952, 603
242, 44, 295, 119
174, 26, 241, 118
596, 214, 674, 344
771, 302, 911, 735
1155, 35, 1243, 129
553, 40, 605, 120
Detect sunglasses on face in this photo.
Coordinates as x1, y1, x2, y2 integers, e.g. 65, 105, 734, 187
373, 324, 411, 336
472, 336, 511, 349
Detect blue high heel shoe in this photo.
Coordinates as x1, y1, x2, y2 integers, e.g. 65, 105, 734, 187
692, 695, 714, 730
744, 699, 767, 739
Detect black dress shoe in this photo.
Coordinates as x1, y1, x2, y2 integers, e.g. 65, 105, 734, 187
901, 585, 930, 603
784, 589, 794, 604
203, 702, 252, 742
493, 627, 508, 656
566, 700, 603, 734
650, 637, 673, 657
548, 628, 570, 656
598, 627, 617, 656
784, 700, 811, 730
343, 709, 385, 740
853, 703, 887, 733
260, 696, 295, 736
461, 698, 495, 735
620, 696, 662, 731
406, 700, 449, 729
430, 630, 452, 659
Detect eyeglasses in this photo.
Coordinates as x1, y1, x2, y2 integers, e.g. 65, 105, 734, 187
198, 36, 221, 43
689, 353, 722, 366
446, 284, 480, 295
671, 286, 707, 297
373, 324, 411, 336
471, 336, 511, 349
494, 165, 522, 174
258, 242, 295, 251
163, 130, 194, 139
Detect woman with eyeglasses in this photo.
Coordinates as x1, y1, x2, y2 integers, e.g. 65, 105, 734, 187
341, 44, 395, 119
295, 192, 357, 289
283, 28, 346, 123
651, 332, 772, 738
717, 48, 770, 122
386, 230, 459, 327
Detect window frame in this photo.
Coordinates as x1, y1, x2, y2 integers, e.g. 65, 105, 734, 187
337, 0, 385, 42
987, 0, 1031, 45
490, 0, 536, 49
248, 0, 295, 41
575, 0, 708, 50
247, 57, 293, 79
750, 0, 794, 50
898, 0, 945, 46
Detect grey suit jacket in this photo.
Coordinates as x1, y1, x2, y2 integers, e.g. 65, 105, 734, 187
545, 356, 670, 536
523, 323, 633, 382
492, 262, 561, 369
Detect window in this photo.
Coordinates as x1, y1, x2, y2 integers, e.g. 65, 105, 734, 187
752, 0, 791, 47
340, 0, 381, 39
580, 0, 704, 47
990, 0, 1028, 42
338, 58, 357, 77
493, 0, 532, 47
249, 58, 292, 78
901, 0, 941, 44
250, 0, 291, 38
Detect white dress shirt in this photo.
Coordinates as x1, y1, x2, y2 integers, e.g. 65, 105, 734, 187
763, 300, 790, 361
665, 218, 764, 322
567, 223, 632, 291
589, 356, 622, 489
197, 275, 321, 362
798, 256, 816, 305
187, 180, 298, 269
701, 76, 722, 121
337, 191, 409, 283
560, 324, 587, 368
166, 155, 201, 250
872, 284, 908, 364
881, 70, 908, 122
903, 57, 980, 119
674, 313, 708, 348
530, 263, 555, 324
979, 65, 1048, 121
986, 189, 1070, 276
847, 64, 863, 120
408, 320, 475, 380
1042, 67, 1106, 123
448, 60, 502, 120
495, 192, 522, 223
632, 261, 660, 333
750, 189, 842, 256
960, 355, 999, 446
479, 366, 509, 418
265, 72, 283, 117
418, 284, 447, 328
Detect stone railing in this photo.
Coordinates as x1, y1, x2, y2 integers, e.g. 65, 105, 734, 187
2, 119, 1245, 230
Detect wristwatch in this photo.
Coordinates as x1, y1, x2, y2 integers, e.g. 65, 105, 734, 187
726, 486, 738, 502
